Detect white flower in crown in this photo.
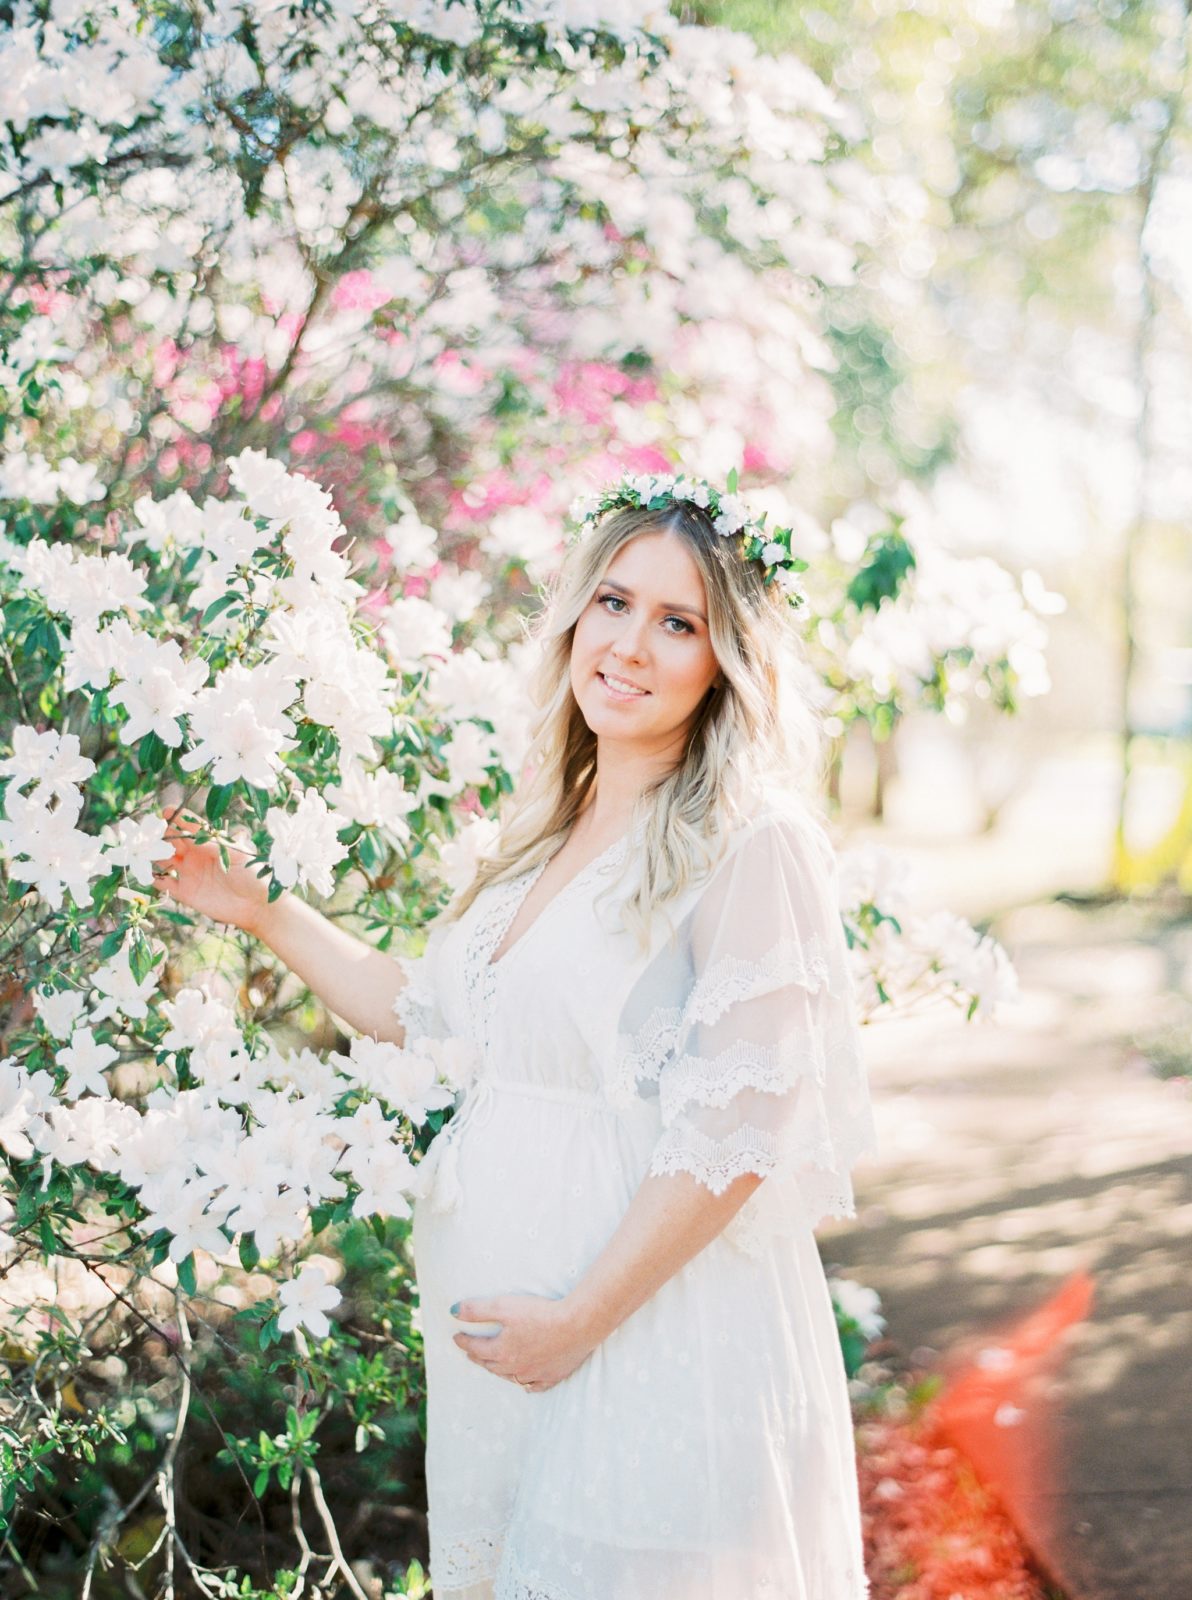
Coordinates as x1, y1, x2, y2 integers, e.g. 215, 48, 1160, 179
713, 494, 751, 538
774, 566, 807, 600
568, 492, 601, 523
565, 467, 811, 610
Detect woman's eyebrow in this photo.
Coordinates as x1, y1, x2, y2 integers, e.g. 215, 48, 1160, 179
600, 579, 707, 624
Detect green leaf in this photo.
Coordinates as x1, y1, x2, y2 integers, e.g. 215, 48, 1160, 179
128, 931, 155, 984
202, 592, 241, 626
206, 783, 236, 823
177, 1252, 197, 1296
846, 526, 917, 614
138, 730, 168, 773
725, 466, 739, 494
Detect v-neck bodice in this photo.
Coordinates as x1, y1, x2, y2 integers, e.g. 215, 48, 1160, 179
427, 825, 647, 1078
485, 832, 631, 970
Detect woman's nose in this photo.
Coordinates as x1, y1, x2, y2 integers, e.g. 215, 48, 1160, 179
612, 616, 649, 661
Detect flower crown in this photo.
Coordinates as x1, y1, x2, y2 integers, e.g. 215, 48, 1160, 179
567, 468, 808, 608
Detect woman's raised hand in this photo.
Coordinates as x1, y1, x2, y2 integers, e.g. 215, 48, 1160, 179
150, 808, 274, 935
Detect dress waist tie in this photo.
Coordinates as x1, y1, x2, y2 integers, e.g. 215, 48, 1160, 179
414, 1073, 614, 1214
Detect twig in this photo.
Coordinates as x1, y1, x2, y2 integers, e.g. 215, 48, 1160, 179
289, 1470, 316, 1600
305, 1463, 370, 1600
156, 1288, 195, 1600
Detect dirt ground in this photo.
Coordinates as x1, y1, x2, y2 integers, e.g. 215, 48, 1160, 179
820, 845, 1192, 1600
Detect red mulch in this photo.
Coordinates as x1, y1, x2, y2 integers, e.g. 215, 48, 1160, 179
858, 1406, 1052, 1600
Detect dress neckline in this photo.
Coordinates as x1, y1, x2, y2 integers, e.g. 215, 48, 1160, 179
486, 830, 632, 970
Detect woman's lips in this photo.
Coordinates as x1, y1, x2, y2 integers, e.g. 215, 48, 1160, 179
597, 671, 650, 700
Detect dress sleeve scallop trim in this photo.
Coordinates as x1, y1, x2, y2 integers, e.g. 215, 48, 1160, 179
612, 804, 879, 1251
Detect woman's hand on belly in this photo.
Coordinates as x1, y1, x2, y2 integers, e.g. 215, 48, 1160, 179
451, 1293, 598, 1393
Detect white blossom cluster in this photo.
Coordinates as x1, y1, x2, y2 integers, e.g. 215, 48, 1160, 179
0, 987, 479, 1332
0, 0, 878, 536
0, 451, 550, 1331
825, 499, 1065, 718
837, 844, 1019, 1022
0, 454, 534, 907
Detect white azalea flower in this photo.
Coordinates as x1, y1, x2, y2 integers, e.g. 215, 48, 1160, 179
132, 490, 207, 552
109, 637, 209, 747
430, 566, 490, 624
137, 1172, 231, 1262
266, 788, 351, 897
159, 987, 240, 1053
277, 1261, 342, 1337
61, 617, 139, 694
0, 726, 96, 799
348, 1036, 456, 1124
89, 941, 161, 1023
0, 787, 105, 910
482, 507, 562, 575
324, 762, 417, 837
441, 721, 498, 789
0, 1061, 36, 1160
33, 988, 86, 1041
828, 1277, 886, 1340
436, 815, 500, 894
55, 1028, 118, 1100
228, 450, 337, 530
178, 661, 300, 788
382, 596, 454, 664
385, 510, 439, 569
98, 811, 173, 886
227, 1180, 310, 1258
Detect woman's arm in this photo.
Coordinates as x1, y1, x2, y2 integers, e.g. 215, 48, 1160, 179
151, 808, 413, 1046
250, 890, 412, 1047
451, 1169, 763, 1390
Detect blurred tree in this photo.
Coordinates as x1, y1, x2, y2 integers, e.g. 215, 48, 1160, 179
687, 0, 1192, 868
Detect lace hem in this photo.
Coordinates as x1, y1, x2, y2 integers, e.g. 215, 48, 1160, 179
684, 933, 840, 1027
494, 1574, 577, 1600
654, 1023, 863, 1123
433, 1524, 505, 1590
649, 1105, 880, 1249
649, 1120, 831, 1195
612, 934, 849, 1110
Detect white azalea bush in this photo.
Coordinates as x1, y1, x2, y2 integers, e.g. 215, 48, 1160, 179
0, 455, 525, 1582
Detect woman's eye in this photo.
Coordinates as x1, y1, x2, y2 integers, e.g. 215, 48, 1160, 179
597, 593, 692, 634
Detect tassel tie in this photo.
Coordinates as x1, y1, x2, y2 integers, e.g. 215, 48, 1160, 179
413, 1073, 615, 1214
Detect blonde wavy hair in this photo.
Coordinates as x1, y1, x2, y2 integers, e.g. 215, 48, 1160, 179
443, 501, 825, 951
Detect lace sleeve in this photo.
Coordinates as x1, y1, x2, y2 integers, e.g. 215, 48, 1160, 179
391, 915, 452, 1044
614, 806, 879, 1252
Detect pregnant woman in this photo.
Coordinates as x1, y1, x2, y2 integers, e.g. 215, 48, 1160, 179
153, 474, 879, 1599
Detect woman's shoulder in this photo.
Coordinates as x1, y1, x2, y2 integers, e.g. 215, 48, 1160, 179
720, 784, 835, 870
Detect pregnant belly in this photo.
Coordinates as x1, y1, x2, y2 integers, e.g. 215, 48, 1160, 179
411, 1084, 658, 1314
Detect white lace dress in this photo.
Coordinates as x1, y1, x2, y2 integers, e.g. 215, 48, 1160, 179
394, 795, 879, 1600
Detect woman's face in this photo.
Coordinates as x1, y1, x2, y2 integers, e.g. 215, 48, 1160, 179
569, 529, 723, 762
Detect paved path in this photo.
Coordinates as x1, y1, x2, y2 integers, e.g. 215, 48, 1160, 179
820, 892, 1192, 1600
